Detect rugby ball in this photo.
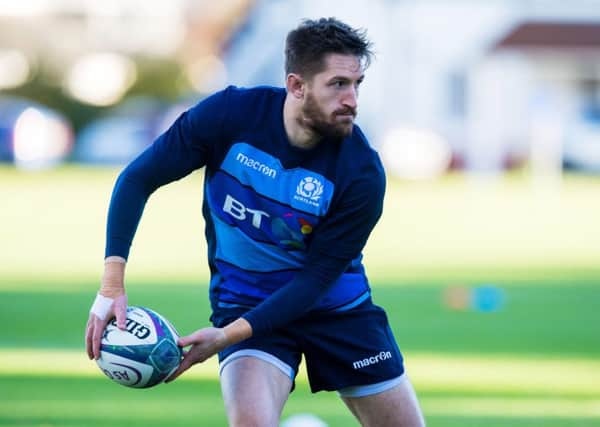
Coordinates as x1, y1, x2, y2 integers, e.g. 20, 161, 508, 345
96, 306, 182, 388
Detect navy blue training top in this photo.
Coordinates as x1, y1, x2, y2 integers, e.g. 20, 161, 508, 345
105, 86, 386, 336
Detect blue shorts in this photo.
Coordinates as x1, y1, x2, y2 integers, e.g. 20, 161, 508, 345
211, 298, 405, 395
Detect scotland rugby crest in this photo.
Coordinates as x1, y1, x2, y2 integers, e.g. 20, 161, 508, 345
296, 177, 323, 201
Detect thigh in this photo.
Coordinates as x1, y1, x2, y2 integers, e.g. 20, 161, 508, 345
213, 307, 302, 383
300, 300, 405, 393
341, 376, 425, 427
221, 356, 293, 427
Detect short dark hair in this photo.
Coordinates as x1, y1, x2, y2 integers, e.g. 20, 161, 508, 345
285, 17, 374, 78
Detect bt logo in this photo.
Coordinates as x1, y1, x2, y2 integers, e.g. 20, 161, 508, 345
223, 194, 270, 229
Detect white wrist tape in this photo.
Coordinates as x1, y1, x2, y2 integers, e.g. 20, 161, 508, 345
90, 293, 114, 320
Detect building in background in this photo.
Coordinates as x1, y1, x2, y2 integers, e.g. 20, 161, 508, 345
471, 21, 600, 175
222, 0, 600, 178
1, 0, 600, 176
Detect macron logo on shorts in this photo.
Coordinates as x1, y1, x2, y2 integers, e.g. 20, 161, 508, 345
352, 351, 393, 370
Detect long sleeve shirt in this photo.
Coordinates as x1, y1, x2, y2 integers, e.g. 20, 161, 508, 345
105, 86, 386, 336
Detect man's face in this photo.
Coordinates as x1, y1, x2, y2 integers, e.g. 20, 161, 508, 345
300, 53, 364, 140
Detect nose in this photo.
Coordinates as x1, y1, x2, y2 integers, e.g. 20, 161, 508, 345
342, 86, 358, 110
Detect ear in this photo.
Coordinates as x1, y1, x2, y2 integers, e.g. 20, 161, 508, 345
286, 73, 305, 99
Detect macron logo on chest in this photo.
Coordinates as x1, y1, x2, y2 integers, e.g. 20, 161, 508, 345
236, 152, 277, 179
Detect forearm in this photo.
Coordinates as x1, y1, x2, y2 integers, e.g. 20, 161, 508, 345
105, 128, 207, 260
242, 256, 349, 336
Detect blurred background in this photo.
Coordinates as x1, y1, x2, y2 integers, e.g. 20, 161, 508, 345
2, 0, 600, 175
1, 1, 600, 426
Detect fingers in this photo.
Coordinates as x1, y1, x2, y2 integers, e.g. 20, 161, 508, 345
165, 328, 226, 384
165, 356, 190, 383
85, 314, 108, 360
85, 316, 94, 360
113, 294, 128, 330
177, 328, 213, 347
92, 316, 110, 360
177, 334, 196, 348
165, 334, 203, 384
165, 336, 198, 383
86, 293, 127, 361
165, 348, 200, 384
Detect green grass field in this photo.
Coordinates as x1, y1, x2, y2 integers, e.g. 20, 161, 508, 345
1, 165, 599, 426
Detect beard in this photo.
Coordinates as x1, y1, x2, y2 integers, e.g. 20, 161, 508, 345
301, 92, 356, 140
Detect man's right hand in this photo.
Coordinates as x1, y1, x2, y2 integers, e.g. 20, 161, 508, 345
85, 256, 128, 360
85, 294, 128, 360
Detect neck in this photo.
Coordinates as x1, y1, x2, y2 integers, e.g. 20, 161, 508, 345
283, 95, 320, 150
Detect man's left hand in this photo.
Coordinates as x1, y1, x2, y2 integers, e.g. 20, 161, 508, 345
165, 327, 228, 383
